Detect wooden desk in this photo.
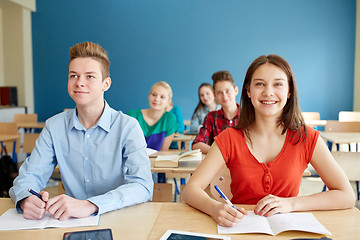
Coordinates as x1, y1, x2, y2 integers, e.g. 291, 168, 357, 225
149, 151, 202, 178
16, 122, 45, 129
0, 134, 21, 142
0, 134, 21, 162
1, 199, 359, 240
305, 119, 327, 128
321, 132, 360, 144
172, 134, 196, 151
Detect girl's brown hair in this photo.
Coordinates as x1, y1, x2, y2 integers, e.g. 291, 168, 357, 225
236, 54, 306, 143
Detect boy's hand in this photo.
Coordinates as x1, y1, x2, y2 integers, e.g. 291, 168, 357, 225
46, 194, 98, 221
20, 191, 49, 220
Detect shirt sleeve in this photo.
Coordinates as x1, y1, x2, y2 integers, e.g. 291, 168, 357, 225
87, 117, 153, 214
9, 123, 57, 213
171, 105, 185, 133
192, 112, 214, 146
190, 110, 201, 133
165, 112, 178, 137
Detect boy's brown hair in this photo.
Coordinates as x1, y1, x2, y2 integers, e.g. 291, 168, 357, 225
69, 42, 110, 79
211, 71, 236, 89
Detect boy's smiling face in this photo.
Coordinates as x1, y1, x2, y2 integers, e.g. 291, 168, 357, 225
68, 57, 110, 107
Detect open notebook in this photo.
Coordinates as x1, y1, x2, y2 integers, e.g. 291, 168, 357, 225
0, 208, 99, 231
218, 211, 331, 236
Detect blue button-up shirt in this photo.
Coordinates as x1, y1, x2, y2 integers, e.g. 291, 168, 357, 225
10, 102, 153, 214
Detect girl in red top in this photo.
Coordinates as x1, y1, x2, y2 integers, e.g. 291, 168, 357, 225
182, 55, 355, 227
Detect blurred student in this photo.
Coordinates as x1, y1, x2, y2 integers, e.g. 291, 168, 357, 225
182, 54, 355, 227
10, 42, 153, 221
128, 81, 178, 152
190, 83, 220, 133
192, 71, 240, 154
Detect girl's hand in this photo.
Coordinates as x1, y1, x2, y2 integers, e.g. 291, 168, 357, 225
254, 194, 294, 217
210, 202, 247, 227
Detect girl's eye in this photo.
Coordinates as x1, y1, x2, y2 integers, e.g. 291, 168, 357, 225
160, 95, 166, 99
255, 82, 264, 86
274, 82, 283, 87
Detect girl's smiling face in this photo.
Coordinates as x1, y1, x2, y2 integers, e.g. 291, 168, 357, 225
247, 63, 290, 119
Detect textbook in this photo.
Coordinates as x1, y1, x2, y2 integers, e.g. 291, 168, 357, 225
155, 149, 202, 167
0, 208, 99, 231
218, 211, 331, 236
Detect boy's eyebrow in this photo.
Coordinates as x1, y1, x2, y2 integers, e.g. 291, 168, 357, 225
68, 71, 98, 74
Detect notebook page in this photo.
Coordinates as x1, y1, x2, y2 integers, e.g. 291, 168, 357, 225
218, 211, 273, 235
267, 212, 331, 235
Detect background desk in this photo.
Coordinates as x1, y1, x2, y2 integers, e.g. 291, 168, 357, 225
1, 199, 359, 240
172, 134, 196, 151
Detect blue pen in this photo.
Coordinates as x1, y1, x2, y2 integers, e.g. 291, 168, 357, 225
214, 185, 237, 211
28, 188, 42, 200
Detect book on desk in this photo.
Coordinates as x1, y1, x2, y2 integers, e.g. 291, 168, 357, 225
155, 149, 202, 168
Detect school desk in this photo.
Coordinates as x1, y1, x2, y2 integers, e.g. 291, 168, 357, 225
172, 134, 196, 151
321, 132, 360, 152
305, 119, 327, 128
1, 199, 359, 240
0, 134, 21, 163
16, 121, 45, 130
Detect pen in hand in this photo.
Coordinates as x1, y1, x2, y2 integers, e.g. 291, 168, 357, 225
28, 188, 42, 200
214, 185, 247, 214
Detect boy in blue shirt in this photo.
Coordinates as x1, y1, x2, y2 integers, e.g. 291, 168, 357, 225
10, 42, 153, 220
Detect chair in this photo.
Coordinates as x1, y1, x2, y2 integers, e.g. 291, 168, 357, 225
152, 183, 173, 202
302, 112, 320, 121
332, 152, 360, 200
22, 133, 40, 156
338, 111, 360, 152
209, 165, 232, 202
339, 111, 360, 122
13, 113, 38, 123
302, 112, 321, 129
0, 122, 20, 163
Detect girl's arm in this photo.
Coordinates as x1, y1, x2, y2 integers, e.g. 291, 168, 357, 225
160, 133, 175, 151
182, 142, 246, 227
254, 136, 355, 216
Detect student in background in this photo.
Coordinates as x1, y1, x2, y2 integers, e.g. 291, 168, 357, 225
166, 102, 185, 149
190, 83, 220, 134
182, 54, 355, 227
127, 81, 178, 152
10, 42, 153, 220
192, 71, 240, 154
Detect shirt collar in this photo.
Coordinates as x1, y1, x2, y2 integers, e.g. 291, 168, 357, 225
69, 101, 111, 133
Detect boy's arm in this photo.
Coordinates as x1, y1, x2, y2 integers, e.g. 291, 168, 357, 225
9, 124, 57, 213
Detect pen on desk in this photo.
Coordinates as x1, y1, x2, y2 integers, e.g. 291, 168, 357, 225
28, 188, 42, 200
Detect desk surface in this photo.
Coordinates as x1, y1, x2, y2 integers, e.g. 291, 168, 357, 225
16, 122, 45, 129
0, 134, 21, 142
320, 132, 360, 144
1, 199, 360, 240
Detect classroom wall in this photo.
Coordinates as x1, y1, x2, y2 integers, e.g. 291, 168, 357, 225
32, 0, 356, 121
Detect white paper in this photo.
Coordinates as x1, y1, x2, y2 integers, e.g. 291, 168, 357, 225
146, 148, 158, 156
0, 208, 99, 231
218, 211, 331, 236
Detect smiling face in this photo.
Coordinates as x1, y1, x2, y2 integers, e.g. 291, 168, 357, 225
214, 80, 239, 108
247, 63, 290, 119
68, 57, 111, 108
199, 85, 215, 106
148, 85, 170, 111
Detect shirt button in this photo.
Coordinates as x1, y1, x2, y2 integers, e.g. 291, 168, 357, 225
85, 157, 88, 161
86, 134, 90, 138
85, 179, 90, 183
